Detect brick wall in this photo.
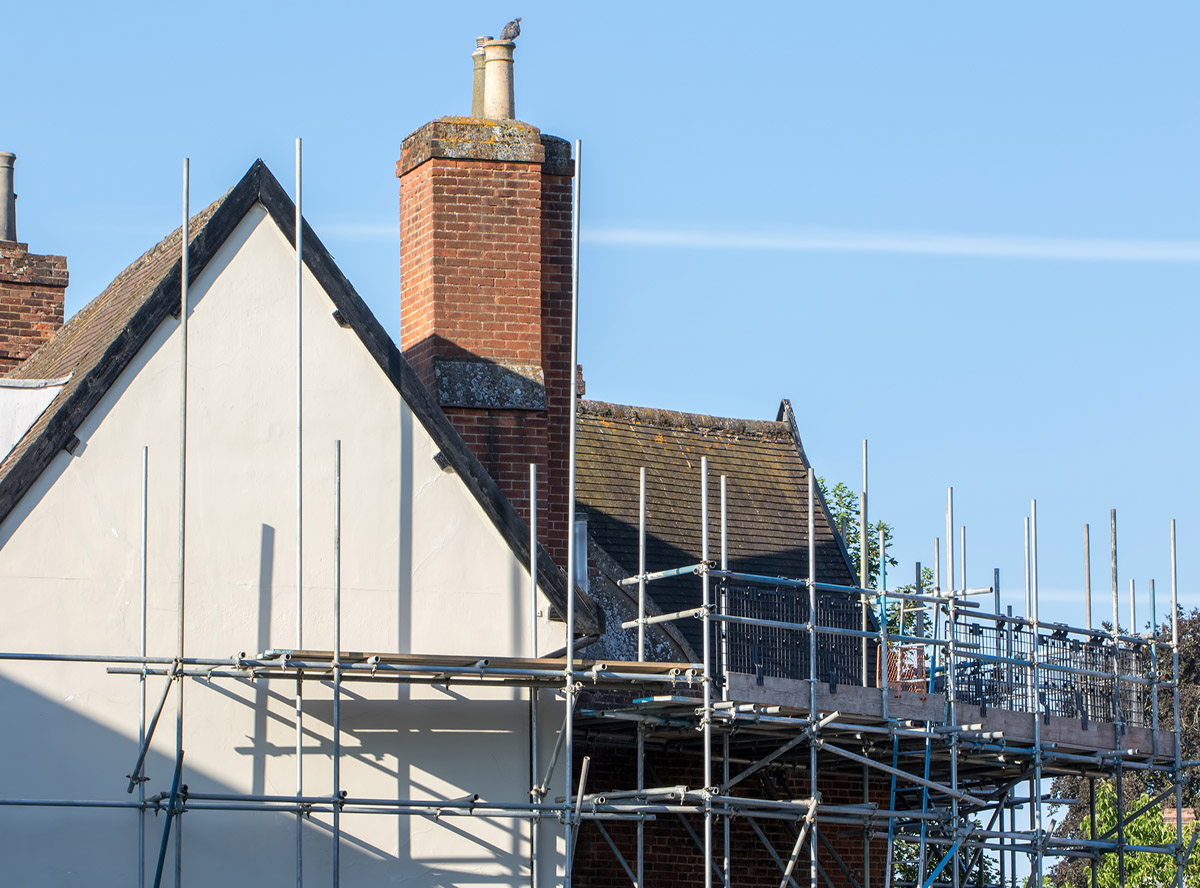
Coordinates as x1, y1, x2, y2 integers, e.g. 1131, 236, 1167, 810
0, 242, 67, 375
574, 743, 890, 888
398, 118, 574, 564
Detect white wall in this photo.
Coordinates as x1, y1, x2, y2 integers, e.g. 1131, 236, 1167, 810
0, 203, 567, 886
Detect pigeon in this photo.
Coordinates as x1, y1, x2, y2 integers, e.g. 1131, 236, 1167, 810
500, 17, 521, 40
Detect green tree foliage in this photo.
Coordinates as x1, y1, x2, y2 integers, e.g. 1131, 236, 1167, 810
817, 477, 897, 587
1049, 607, 1200, 886
817, 477, 932, 638
1087, 782, 1199, 887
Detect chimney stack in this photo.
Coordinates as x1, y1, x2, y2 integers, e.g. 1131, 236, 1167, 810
0, 153, 16, 243
398, 45, 575, 562
0, 153, 68, 375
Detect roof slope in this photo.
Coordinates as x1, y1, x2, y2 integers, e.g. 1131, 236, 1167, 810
0, 161, 596, 633
2, 193, 229, 467
576, 400, 858, 656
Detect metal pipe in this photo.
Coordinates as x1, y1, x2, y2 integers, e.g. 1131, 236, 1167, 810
1084, 524, 1092, 630
638, 467, 646, 661
814, 740, 986, 807
1171, 520, 1183, 888
635, 474, 646, 888
960, 524, 966, 595
175, 157, 190, 888
570, 756, 590, 867
949, 488, 960, 888
128, 676, 177, 794
780, 810, 816, 888
294, 135, 305, 888
595, 821, 640, 887
1031, 500, 1043, 888
1089, 778, 1098, 888
529, 463, 539, 888
860, 441, 869, 687
619, 564, 710, 587
563, 137, 581, 888
1024, 516, 1032, 712
748, 818, 802, 888
807, 466, 817, 888
700, 457, 713, 888
720, 473, 730, 888
154, 752, 184, 888
621, 606, 708, 630
879, 526, 889, 719
332, 441, 341, 887
139, 446, 148, 888
1151, 577, 1160, 759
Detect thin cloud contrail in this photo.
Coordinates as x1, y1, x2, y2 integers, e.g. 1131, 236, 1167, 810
583, 227, 1200, 263
322, 222, 1200, 263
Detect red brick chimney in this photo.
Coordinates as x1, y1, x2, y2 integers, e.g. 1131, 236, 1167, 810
0, 153, 67, 375
397, 117, 575, 564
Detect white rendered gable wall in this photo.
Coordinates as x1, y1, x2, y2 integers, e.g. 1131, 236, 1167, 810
0, 202, 567, 885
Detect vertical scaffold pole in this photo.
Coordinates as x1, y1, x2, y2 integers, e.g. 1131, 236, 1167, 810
637, 465, 646, 888
881, 528, 894, 888
175, 157, 190, 888
1171, 520, 1183, 888
807, 466, 818, 888
917, 558, 930, 886
1030, 500, 1043, 887
720, 474, 731, 888
1111, 509, 1124, 888
1150, 578, 1160, 758
140, 445, 148, 888
701, 457, 713, 888
1024, 518, 1032, 713
1089, 778, 1098, 888
934, 536, 941, 687
332, 441, 341, 888
947, 487, 960, 888
860, 441, 869, 688
1085, 525, 1092, 630
563, 137, 581, 888
879, 526, 889, 719
294, 136, 305, 888
638, 467, 646, 662
529, 464, 540, 888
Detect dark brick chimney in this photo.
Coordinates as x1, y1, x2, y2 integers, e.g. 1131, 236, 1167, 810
0, 154, 67, 375
397, 116, 574, 564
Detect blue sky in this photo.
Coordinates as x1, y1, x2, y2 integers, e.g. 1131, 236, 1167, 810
7, 2, 1198, 627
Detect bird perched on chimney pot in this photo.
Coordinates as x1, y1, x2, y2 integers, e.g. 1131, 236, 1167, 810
500, 17, 521, 40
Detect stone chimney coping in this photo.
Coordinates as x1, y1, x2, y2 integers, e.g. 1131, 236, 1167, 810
397, 116, 573, 178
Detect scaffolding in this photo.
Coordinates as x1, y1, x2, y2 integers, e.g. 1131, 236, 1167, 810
0, 451, 1191, 887
0, 145, 1193, 888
